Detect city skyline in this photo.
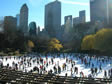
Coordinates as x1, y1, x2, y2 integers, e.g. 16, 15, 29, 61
0, 0, 90, 30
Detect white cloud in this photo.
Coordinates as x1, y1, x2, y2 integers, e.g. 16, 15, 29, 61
29, 0, 89, 6
52, 0, 89, 6
28, 0, 43, 6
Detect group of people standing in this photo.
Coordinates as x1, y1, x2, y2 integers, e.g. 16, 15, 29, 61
0, 53, 112, 78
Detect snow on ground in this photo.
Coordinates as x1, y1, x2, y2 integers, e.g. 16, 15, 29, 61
0, 53, 112, 78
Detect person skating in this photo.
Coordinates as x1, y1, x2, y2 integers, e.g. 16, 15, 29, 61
95, 67, 97, 75
58, 66, 61, 74
104, 70, 107, 78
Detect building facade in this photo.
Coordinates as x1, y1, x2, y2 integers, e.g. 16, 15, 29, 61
16, 14, 20, 28
108, 0, 112, 26
45, 0, 61, 38
29, 22, 37, 36
73, 10, 86, 25
37, 26, 40, 35
90, 0, 108, 25
0, 18, 4, 32
79, 10, 86, 23
64, 15, 72, 28
20, 4, 28, 34
73, 17, 80, 25
3, 16, 17, 31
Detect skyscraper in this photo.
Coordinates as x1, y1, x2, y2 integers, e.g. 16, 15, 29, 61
4, 16, 17, 31
16, 14, 20, 28
64, 15, 72, 34
73, 10, 86, 25
45, 0, 61, 38
79, 10, 86, 23
64, 15, 72, 28
37, 26, 40, 35
20, 4, 28, 34
73, 17, 80, 25
29, 22, 37, 36
108, 0, 112, 25
90, 0, 108, 24
0, 17, 4, 32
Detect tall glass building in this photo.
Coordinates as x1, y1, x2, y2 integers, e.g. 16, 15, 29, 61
29, 22, 37, 36
90, 0, 108, 24
45, 0, 61, 38
79, 10, 86, 23
20, 4, 28, 34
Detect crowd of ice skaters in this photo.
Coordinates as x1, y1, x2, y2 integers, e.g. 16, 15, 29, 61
0, 53, 112, 78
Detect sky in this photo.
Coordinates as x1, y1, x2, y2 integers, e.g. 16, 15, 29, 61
0, 0, 90, 30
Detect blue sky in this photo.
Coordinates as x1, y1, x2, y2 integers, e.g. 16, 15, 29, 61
0, 0, 90, 29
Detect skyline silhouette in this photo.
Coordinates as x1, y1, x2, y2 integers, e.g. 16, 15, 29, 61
0, 0, 90, 29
